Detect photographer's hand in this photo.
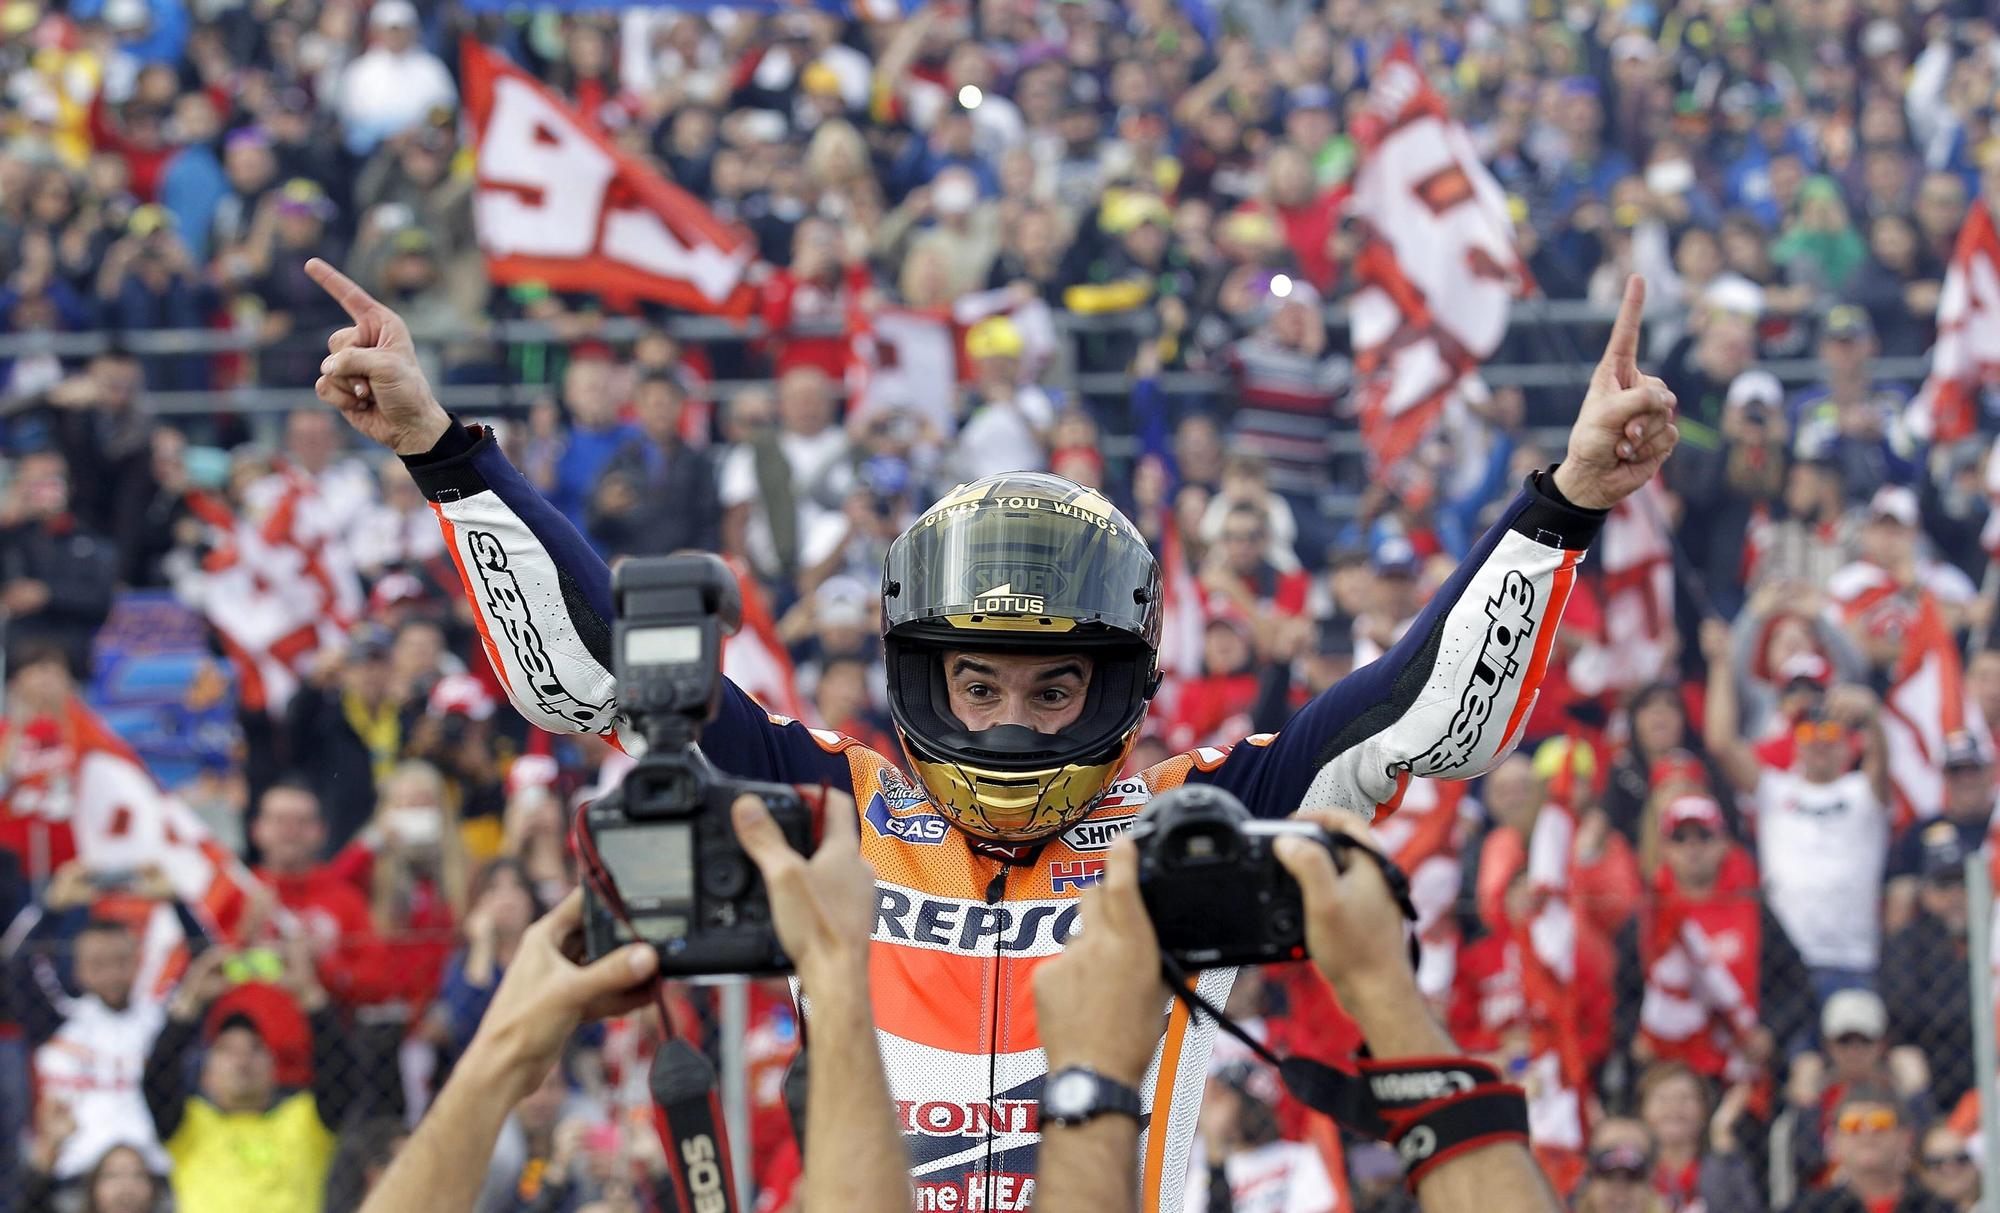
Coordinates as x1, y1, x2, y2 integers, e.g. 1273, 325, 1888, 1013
1275, 812, 1559, 1213
732, 792, 911, 1213
359, 891, 658, 1213
1029, 839, 1168, 1213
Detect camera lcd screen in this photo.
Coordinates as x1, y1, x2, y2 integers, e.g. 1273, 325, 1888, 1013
624, 625, 703, 666
600, 824, 694, 905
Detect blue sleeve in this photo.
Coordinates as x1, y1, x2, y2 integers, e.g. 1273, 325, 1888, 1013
404, 421, 848, 788
436, 952, 494, 1054
1437, 432, 1516, 558
1132, 375, 1173, 468
1193, 469, 1605, 820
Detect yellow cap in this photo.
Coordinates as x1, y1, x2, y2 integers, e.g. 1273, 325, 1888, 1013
801, 62, 841, 97
966, 315, 1025, 360
1533, 735, 1596, 786
1101, 190, 1172, 234
127, 204, 171, 236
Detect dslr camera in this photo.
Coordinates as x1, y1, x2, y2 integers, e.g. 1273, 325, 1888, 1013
1130, 785, 1340, 969
580, 554, 814, 976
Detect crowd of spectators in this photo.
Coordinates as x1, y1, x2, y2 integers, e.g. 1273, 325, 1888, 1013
2, 0, 2000, 1211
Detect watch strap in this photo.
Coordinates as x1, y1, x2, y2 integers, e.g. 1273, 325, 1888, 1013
1041, 1067, 1143, 1127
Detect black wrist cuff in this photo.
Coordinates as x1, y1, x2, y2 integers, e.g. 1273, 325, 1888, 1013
1386, 1083, 1531, 1190
1358, 1057, 1506, 1122
1513, 464, 1608, 551
400, 416, 496, 503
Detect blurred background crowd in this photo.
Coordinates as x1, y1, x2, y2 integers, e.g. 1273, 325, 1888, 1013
3, 0, 2000, 1211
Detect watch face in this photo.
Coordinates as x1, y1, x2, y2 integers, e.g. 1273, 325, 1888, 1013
1047, 1070, 1097, 1116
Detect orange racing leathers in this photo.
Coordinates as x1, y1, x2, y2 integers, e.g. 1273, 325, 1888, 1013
403, 423, 1604, 1212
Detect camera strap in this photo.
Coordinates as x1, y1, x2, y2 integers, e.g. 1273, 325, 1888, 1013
1155, 837, 1529, 1188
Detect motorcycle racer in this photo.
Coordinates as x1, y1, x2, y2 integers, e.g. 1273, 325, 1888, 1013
306, 258, 1677, 1211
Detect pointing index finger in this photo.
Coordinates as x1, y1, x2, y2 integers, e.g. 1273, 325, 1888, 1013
1598, 274, 1646, 375
305, 258, 383, 330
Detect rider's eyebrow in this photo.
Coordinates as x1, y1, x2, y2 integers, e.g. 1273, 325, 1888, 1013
950, 657, 998, 679
1033, 663, 1085, 684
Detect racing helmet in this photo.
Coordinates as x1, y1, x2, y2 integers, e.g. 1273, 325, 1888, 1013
881, 473, 1163, 843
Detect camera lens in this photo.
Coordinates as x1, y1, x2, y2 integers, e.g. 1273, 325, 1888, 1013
702, 852, 749, 899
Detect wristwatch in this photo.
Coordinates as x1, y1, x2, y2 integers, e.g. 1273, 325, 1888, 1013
1040, 1067, 1143, 1127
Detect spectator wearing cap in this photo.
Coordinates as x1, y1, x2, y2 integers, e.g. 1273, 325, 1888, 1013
1712, 592, 1866, 757
209, 128, 280, 272
403, 672, 508, 829
1616, 791, 1809, 1084
1704, 641, 1892, 998
141, 942, 355, 1213
1773, 176, 1868, 297
1829, 487, 1980, 642
1186, 1061, 1338, 1213
1573, 1118, 1663, 1213
97, 204, 215, 392
1884, 731, 1996, 932
1217, 273, 1348, 560
1780, 991, 1941, 1198
1781, 1084, 1952, 1213
333, 0, 457, 157
1882, 822, 1978, 1109
239, 179, 349, 388
952, 315, 1055, 483
1788, 306, 1915, 505
588, 371, 722, 559
1061, 191, 1198, 372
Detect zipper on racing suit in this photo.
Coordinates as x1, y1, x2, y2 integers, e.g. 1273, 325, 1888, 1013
979, 862, 1009, 1208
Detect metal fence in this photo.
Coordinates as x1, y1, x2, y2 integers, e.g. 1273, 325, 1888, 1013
3, 857, 1990, 1213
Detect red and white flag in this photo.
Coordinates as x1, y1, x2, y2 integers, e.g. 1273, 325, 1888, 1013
0, 697, 266, 987
171, 490, 355, 716
463, 41, 754, 316
1912, 199, 2000, 445
721, 556, 807, 722
1880, 591, 1986, 825
1347, 46, 1528, 471
847, 306, 960, 436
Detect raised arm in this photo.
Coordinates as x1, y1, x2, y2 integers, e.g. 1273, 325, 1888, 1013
1194, 278, 1678, 820
305, 259, 851, 785
1699, 618, 1764, 796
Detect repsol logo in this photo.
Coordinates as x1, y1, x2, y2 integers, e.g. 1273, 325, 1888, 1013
462, 530, 614, 732
679, 1135, 727, 1213
1367, 1069, 1478, 1105
896, 1099, 1039, 1137
1407, 570, 1537, 773
874, 886, 1080, 956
